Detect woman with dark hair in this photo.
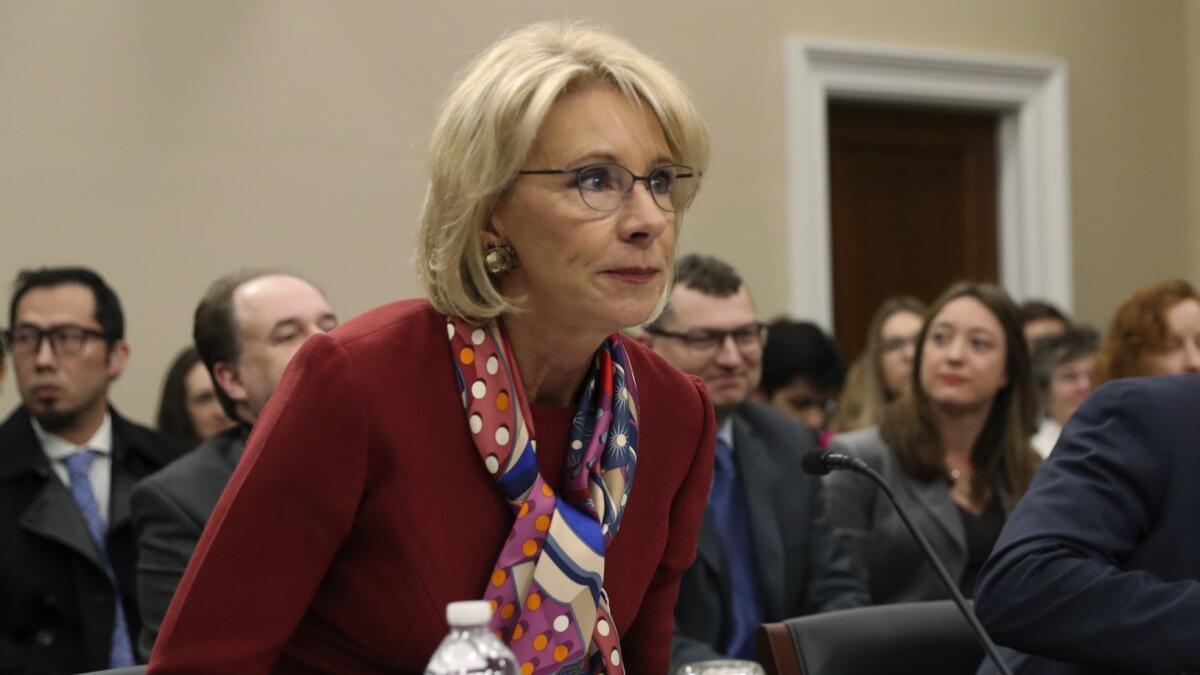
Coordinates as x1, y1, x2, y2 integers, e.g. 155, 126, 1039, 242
155, 346, 234, 447
1093, 279, 1200, 383
832, 296, 926, 433
825, 282, 1039, 603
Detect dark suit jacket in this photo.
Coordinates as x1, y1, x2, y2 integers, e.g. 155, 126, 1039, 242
148, 300, 716, 674
129, 425, 246, 660
0, 406, 183, 675
974, 374, 1200, 675
671, 400, 868, 669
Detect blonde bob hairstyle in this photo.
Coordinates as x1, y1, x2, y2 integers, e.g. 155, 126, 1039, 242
416, 21, 711, 323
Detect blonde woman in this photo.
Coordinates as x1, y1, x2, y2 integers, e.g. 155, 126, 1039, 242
150, 22, 712, 674
833, 296, 925, 432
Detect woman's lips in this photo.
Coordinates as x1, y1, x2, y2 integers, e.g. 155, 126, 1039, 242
603, 268, 659, 284
939, 374, 967, 386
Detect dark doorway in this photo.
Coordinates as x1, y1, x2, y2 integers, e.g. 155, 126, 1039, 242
828, 100, 999, 363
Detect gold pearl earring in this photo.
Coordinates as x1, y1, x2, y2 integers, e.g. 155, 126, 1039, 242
484, 242, 518, 276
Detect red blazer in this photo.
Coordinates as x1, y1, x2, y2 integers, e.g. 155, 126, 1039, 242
149, 300, 715, 674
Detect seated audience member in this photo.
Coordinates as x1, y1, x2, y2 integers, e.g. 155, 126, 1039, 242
0, 267, 184, 673
1019, 299, 1071, 351
130, 271, 337, 658
826, 282, 1039, 604
147, 23, 715, 674
974, 374, 1200, 674
1029, 327, 1099, 459
642, 254, 867, 669
1094, 279, 1200, 383
756, 318, 846, 446
832, 296, 925, 432
155, 346, 234, 448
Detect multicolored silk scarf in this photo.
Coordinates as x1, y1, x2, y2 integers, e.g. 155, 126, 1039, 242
448, 317, 639, 675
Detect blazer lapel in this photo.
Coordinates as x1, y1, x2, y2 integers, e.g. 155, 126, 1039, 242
731, 414, 786, 620
905, 475, 967, 555
20, 472, 105, 571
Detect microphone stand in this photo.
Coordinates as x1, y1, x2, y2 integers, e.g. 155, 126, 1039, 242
817, 452, 1014, 675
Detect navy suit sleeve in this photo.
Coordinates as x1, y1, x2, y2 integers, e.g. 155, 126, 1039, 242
974, 378, 1200, 672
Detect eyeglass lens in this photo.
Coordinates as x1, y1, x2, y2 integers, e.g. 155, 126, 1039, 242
576, 164, 698, 212
7, 325, 96, 355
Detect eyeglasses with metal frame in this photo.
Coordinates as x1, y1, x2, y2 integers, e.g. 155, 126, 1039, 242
3, 324, 109, 357
518, 163, 700, 213
643, 322, 767, 355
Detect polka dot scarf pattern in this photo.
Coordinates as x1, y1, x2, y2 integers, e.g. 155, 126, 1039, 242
448, 317, 638, 675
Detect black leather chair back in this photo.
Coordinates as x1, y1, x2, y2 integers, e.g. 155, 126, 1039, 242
757, 600, 985, 675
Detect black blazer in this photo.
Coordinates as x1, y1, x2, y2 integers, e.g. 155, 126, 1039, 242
671, 400, 868, 669
0, 406, 183, 675
974, 374, 1200, 675
129, 425, 245, 660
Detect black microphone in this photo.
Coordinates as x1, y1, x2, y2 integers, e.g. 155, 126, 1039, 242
803, 449, 1015, 675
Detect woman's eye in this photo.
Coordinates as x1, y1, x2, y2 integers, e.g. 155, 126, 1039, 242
930, 331, 950, 345
971, 338, 993, 351
648, 170, 674, 194
577, 167, 615, 192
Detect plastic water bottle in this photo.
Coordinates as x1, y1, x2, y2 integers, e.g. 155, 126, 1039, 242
425, 600, 519, 675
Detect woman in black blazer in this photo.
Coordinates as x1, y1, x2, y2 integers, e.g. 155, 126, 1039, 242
825, 282, 1040, 603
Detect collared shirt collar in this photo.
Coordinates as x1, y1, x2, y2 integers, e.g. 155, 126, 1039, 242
31, 412, 114, 461
717, 416, 734, 453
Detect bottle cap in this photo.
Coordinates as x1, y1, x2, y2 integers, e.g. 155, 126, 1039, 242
446, 600, 493, 627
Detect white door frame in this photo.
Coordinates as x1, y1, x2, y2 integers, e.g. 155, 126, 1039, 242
785, 40, 1071, 329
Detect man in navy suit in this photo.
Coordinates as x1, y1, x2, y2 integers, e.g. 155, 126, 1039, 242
974, 373, 1200, 674
642, 254, 867, 671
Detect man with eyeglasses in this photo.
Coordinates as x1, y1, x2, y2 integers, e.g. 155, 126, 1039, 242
641, 254, 867, 669
0, 267, 184, 673
129, 269, 338, 659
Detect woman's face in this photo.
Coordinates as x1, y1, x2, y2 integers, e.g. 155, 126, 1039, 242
919, 296, 1009, 414
1046, 353, 1095, 426
1143, 298, 1200, 376
489, 84, 677, 335
184, 362, 235, 441
878, 310, 923, 398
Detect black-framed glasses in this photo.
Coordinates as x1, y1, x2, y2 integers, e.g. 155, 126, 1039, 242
518, 163, 700, 213
644, 322, 767, 355
3, 324, 109, 357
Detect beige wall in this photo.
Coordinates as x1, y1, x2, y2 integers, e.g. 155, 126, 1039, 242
1, 0, 1196, 425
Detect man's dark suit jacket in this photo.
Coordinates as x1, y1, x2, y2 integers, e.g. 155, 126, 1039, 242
129, 425, 246, 660
974, 374, 1200, 675
0, 405, 182, 675
670, 400, 869, 669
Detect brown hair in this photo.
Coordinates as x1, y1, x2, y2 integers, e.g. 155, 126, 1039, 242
832, 296, 926, 432
156, 346, 205, 447
880, 282, 1039, 505
1093, 279, 1199, 383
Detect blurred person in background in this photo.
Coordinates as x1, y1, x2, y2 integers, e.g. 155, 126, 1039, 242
642, 254, 867, 669
832, 296, 926, 433
132, 271, 337, 659
154, 346, 234, 448
0, 267, 183, 673
1094, 279, 1200, 383
148, 22, 714, 674
1019, 299, 1071, 351
826, 282, 1039, 604
1029, 327, 1099, 459
757, 318, 846, 447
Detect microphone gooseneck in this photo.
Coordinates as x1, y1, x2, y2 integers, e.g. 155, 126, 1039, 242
807, 449, 1015, 675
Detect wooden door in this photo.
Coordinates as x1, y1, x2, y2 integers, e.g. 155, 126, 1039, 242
828, 100, 999, 362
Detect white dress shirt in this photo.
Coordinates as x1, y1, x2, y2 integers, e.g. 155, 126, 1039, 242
32, 413, 114, 526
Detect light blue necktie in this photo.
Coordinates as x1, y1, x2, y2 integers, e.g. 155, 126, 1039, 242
62, 451, 135, 668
